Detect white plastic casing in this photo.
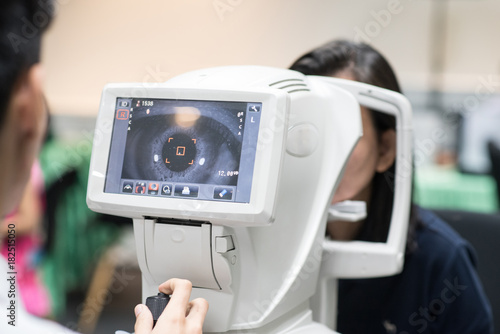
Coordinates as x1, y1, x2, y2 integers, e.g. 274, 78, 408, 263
86, 66, 412, 333
310, 77, 413, 330
87, 86, 287, 227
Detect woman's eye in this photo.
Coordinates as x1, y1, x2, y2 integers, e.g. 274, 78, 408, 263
122, 109, 241, 186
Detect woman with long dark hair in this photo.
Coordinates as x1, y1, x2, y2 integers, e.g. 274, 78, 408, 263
290, 40, 493, 334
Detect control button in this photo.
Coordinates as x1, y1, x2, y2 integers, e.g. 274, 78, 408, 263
161, 184, 172, 196
135, 182, 147, 194
215, 236, 235, 253
116, 109, 129, 120
119, 101, 129, 107
247, 103, 261, 113
286, 123, 319, 157
122, 181, 133, 193
174, 185, 199, 198
213, 187, 233, 200
148, 183, 159, 195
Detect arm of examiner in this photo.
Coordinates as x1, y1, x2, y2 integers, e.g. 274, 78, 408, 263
134, 279, 209, 334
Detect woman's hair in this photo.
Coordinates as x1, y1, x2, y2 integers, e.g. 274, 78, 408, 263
290, 39, 418, 252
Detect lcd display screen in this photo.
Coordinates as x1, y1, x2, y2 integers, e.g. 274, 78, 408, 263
104, 97, 262, 203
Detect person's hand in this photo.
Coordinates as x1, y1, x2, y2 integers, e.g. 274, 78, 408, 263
134, 279, 208, 334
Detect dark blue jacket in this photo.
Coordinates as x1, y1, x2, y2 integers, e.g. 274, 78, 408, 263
337, 208, 493, 334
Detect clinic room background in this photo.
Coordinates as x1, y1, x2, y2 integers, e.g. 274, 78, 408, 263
43, 0, 500, 170
24, 0, 500, 332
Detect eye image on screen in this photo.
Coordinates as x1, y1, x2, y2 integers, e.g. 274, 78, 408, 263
105, 97, 261, 203
122, 102, 242, 185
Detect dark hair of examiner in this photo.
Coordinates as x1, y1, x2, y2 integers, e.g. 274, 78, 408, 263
0, 0, 55, 125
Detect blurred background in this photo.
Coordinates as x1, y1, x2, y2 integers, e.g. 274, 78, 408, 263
27, 0, 500, 332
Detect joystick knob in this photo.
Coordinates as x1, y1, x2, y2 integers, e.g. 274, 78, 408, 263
146, 292, 171, 327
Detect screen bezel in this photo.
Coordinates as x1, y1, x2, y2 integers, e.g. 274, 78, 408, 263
87, 84, 288, 226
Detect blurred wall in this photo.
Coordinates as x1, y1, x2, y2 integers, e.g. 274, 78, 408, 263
42, 0, 500, 116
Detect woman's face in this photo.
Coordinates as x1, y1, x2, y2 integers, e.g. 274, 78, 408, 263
328, 71, 396, 240
331, 105, 380, 205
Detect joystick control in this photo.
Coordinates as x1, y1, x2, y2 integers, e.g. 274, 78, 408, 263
146, 293, 171, 327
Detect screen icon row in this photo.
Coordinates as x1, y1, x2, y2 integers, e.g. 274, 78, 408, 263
122, 181, 234, 200
122, 181, 201, 198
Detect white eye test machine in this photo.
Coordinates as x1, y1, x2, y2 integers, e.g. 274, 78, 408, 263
87, 66, 412, 333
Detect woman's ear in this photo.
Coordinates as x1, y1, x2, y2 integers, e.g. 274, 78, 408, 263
376, 129, 396, 173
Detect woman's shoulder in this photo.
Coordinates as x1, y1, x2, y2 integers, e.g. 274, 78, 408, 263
415, 207, 472, 253
405, 207, 493, 333
408, 206, 478, 275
